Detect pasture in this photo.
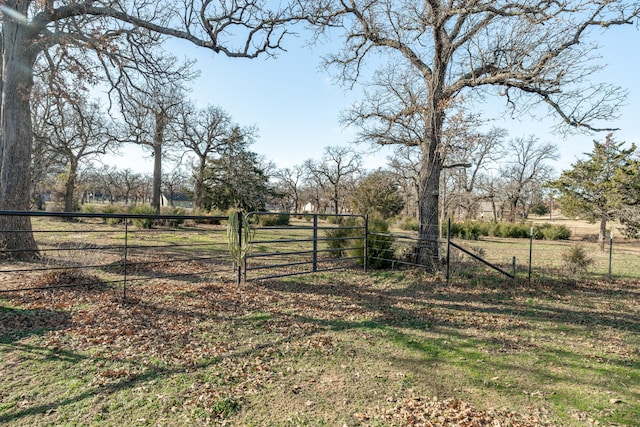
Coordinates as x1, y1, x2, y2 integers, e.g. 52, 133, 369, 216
0, 216, 639, 426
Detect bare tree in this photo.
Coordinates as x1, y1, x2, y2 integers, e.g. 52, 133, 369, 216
441, 110, 507, 220
500, 136, 558, 221
161, 167, 190, 208
274, 165, 306, 213
178, 103, 257, 210
304, 146, 362, 215
118, 80, 187, 214
0, 0, 298, 255
302, 0, 639, 267
388, 145, 420, 218
32, 83, 115, 213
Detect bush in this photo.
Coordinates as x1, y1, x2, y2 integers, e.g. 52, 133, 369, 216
129, 204, 156, 229
536, 223, 571, 240
190, 208, 222, 225
324, 218, 362, 259
80, 204, 100, 214
446, 221, 570, 241
365, 217, 395, 269
561, 245, 593, 276
257, 213, 290, 226
325, 217, 395, 268
495, 223, 530, 238
447, 221, 489, 240
161, 206, 186, 227
398, 216, 419, 232
101, 204, 124, 226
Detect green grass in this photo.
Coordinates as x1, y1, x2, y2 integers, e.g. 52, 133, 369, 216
1, 269, 638, 426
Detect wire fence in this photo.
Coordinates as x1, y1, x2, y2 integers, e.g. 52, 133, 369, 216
1, 211, 636, 298
0, 211, 231, 299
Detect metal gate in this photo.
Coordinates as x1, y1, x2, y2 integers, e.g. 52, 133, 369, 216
242, 212, 366, 282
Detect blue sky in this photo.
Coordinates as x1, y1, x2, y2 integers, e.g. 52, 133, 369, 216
114, 21, 640, 176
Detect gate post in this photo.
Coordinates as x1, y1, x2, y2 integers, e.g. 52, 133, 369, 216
446, 218, 451, 285
363, 215, 368, 272
313, 214, 318, 272
237, 211, 243, 285
123, 219, 128, 301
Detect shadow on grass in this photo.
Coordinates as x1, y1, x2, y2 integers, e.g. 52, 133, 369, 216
2, 271, 638, 425
0, 305, 71, 344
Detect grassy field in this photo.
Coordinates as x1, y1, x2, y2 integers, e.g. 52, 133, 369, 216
1, 216, 639, 425
1, 267, 638, 426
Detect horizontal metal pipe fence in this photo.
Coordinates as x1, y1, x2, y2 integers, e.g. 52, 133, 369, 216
243, 212, 367, 282
0, 210, 230, 300
2, 210, 613, 292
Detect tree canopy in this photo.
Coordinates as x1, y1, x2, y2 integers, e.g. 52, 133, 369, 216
300, 0, 640, 267
0, 0, 296, 255
551, 134, 639, 248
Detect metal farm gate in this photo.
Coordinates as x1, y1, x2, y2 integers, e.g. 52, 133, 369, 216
242, 212, 367, 282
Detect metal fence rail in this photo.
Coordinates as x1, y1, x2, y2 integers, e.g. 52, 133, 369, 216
3, 210, 614, 292
0, 210, 229, 299
243, 212, 366, 282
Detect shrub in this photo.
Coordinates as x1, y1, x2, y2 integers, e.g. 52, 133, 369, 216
447, 220, 571, 241
365, 217, 395, 269
326, 217, 394, 268
325, 218, 362, 259
190, 208, 223, 225
487, 222, 529, 238
537, 223, 571, 240
101, 204, 124, 226
80, 204, 99, 214
561, 245, 593, 276
129, 204, 156, 229
398, 216, 419, 232
326, 215, 343, 224
257, 213, 290, 226
503, 223, 530, 238
161, 206, 186, 227
447, 221, 488, 240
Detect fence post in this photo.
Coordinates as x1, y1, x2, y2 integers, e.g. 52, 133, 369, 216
313, 214, 318, 272
123, 219, 128, 301
512, 256, 517, 284
446, 218, 451, 285
363, 215, 368, 273
237, 211, 243, 285
608, 230, 613, 280
529, 226, 533, 283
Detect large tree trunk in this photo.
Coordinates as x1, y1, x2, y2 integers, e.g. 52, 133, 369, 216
416, 68, 446, 269
194, 158, 206, 210
64, 159, 78, 213
0, 5, 40, 258
417, 139, 443, 269
151, 113, 166, 215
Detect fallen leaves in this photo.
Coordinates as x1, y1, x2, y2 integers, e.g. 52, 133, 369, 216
2, 262, 638, 425
378, 397, 554, 427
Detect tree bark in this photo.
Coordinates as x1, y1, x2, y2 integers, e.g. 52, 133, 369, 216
599, 214, 607, 252
416, 57, 446, 269
194, 157, 206, 210
151, 112, 167, 215
0, 4, 40, 258
64, 159, 78, 213
417, 136, 443, 268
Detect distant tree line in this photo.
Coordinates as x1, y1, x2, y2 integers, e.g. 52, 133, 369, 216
1, 0, 639, 268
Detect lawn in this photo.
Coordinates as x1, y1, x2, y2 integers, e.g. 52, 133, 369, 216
1, 266, 638, 426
